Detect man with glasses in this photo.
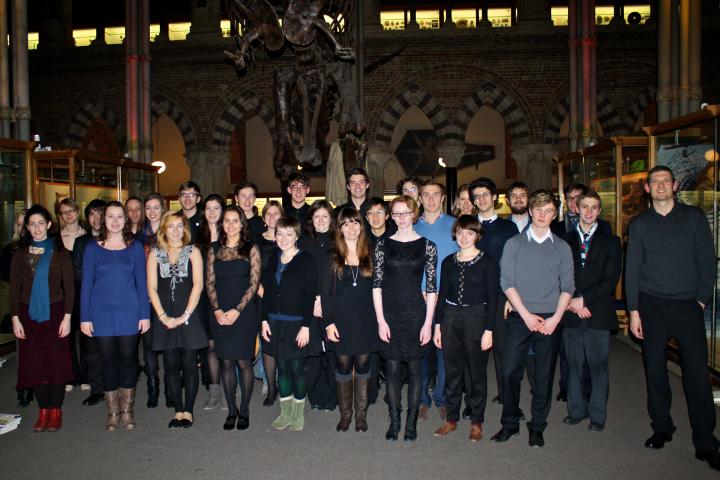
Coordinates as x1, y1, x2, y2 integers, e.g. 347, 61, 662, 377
178, 181, 202, 242
286, 172, 311, 231
234, 181, 266, 243
626, 166, 720, 471
414, 181, 457, 422
335, 167, 371, 218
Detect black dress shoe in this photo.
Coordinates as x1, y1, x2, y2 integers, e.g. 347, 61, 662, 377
168, 418, 182, 428
562, 415, 588, 425
263, 389, 278, 407
695, 450, 720, 471
644, 432, 673, 449
17, 389, 33, 407
236, 415, 249, 430
529, 430, 545, 448
462, 404, 472, 420
588, 422, 605, 432
491, 427, 520, 442
491, 395, 502, 405
556, 392, 567, 402
82, 393, 104, 406
223, 415, 237, 431
180, 418, 193, 428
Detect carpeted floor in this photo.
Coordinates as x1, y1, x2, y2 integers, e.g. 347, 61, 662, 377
0, 337, 718, 480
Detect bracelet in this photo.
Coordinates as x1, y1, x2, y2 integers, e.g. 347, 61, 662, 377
159, 313, 167, 319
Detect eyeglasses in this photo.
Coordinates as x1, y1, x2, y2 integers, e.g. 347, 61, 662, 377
391, 211, 413, 219
179, 192, 198, 199
289, 184, 308, 190
59, 209, 76, 216
402, 187, 418, 194
473, 192, 492, 200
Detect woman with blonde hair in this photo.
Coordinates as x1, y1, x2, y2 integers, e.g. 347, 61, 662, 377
451, 184, 477, 217
147, 211, 207, 428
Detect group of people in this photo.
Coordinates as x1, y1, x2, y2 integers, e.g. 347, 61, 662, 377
5, 165, 719, 470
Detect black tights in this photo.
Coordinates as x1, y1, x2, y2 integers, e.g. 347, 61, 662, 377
97, 335, 139, 391
220, 359, 254, 417
34, 384, 65, 408
277, 358, 306, 400
385, 358, 422, 412
142, 331, 159, 378
263, 352, 277, 396
165, 348, 199, 414
336, 354, 370, 380
206, 340, 220, 385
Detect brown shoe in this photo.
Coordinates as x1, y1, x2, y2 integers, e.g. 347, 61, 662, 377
418, 404, 429, 421
105, 390, 120, 431
434, 421, 457, 437
335, 379, 353, 432
118, 387, 136, 430
438, 405, 448, 421
469, 423, 484, 442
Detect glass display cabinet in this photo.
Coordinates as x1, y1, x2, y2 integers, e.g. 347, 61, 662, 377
644, 105, 720, 374
0, 138, 34, 245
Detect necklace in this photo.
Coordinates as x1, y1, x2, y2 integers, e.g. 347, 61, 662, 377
349, 265, 359, 287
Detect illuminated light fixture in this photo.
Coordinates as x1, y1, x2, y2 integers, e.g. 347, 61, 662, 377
151, 160, 167, 174
705, 149, 719, 162
438, 157, 447, 168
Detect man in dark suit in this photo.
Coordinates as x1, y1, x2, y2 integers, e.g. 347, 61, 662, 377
561, 190, 621, 432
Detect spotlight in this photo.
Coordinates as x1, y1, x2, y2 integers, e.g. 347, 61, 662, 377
151, 160, 166, 174
438, 157, 446, 168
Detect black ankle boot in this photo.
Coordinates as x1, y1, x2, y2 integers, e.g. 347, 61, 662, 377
146, 376, 159, 408
385, 408, 401, 441
404, 409, 418, 441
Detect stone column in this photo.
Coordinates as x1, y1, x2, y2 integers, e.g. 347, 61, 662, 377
186, 148, 232, 198
366, 142, 392, 198
688, 0, 702, 112
188, 0, 222, 40
39, 0, 73, 48
443, 0, 455, 28
609, 0, 626, 26
12, 0, 30, 140
437, 140, 465, 214
407, 0, 419, 30
512, 144, 559, 192
140, 0, 152, 164
126, 0, 140, 161
678, 0, 690, 116
364, 0, 383, 33
478, 0, 491, 27
516, 0, 553, 28
0, 0, 11, 137
656, 0, 672, 122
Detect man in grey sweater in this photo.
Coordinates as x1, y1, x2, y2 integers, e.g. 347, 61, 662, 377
626, 165, 720, 471
491, 190, 574, 448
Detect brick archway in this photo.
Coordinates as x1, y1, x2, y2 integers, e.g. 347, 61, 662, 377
64, 101, 125, 151
544, 93, 627, 144
624, 84, 657, 132
210, 90, 276, 150
151, 93, 198, 150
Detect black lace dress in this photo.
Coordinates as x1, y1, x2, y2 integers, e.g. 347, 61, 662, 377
206, 244, 261, 361
151, 246, 208, 351
372, 237, 437, 360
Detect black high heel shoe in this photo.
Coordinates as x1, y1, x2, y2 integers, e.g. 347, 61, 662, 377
223, 415, 237, 430
168, 418, 182, 428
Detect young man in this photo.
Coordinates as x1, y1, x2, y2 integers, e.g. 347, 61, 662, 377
178, 181, 202, 242
492, 189, 574, 448
124, 197, 144, 235
335, 167, 371, 217
626, 166, 720, 471
71, 199, 107, 407
365, 197, 392, 247
506, 181, 530, 233
469, 177, 518, 406
234, 181, 266, 243
285, 172, 311, 231
561, 190, 621, 432
414, 181, 458, 422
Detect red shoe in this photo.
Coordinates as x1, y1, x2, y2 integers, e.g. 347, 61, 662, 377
46, 408, 63, 432
33, 408, 50, 432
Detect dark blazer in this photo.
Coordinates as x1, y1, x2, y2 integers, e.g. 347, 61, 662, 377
261, 251, 317, 328
563, 228, 622, 330
552, 217, 612, 239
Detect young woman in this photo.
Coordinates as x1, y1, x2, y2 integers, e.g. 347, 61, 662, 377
261, 217, 317, 431
125, 196, 145, 235
451, 184, 477, 217
80, 201, 150, 431
206, 206, 261, 431
299, 199, 336, 411
197, 193, 224, 410
57, 198, 86, 252
10, 205, 74, 432
257, 200, 283, 406
321, 207, 377, 432
373, 195, 437, 441
147, 212, 207, 428
432, 215, 499, 442
137, 192, 166, 407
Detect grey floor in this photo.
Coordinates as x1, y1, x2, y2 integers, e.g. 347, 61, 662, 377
0, 338, 718, 480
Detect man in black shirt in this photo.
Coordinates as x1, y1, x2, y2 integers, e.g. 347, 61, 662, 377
285, 172, 311, 231
334, 167, 371, 218
626, 166, 720, 471
235, 181, 267, 244
178, 181, 202, 243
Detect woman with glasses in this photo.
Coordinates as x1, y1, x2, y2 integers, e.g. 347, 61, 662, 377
396, 177, 423, 203
373, 195, 437, 441
57, 198, 86, 252
321, 207, 377, 432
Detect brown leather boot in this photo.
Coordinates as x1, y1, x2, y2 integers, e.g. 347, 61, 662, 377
354, 376, 369, 432
105, 390, 120, 431
118, 387, 136, 430
335, 379, 353, 432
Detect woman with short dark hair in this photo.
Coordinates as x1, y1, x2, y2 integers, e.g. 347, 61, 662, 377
10, 204, 74, 432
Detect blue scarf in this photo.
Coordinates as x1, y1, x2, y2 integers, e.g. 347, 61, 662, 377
28, 238, 54, 323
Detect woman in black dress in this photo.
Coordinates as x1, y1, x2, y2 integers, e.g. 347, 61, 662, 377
321, 207, 377, 432
257, 200, 283, 406
432, 215, 499, 442
299, 199, 336, 411
261, 217, 316, 431
147, 211, 207, 428
206, 206, 261, 431
373, 195, 437, 441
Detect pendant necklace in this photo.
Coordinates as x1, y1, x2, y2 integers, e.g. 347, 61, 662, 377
349, 265, 359, 287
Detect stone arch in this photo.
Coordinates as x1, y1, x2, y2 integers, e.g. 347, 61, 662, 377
151, 92, 198, 150
210, 90, 276, 150
64, 100, 125, 151
456, 80, 532, 145
623, 84, 657, 132
543, 93, 627, 143
372, 83, 454, 150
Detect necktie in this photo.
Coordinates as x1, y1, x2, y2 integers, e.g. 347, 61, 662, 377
580, 232, 591, 267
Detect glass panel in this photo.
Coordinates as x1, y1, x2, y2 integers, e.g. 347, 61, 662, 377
619, 145, 649, 240
74, 158, 120, 215
595, 6, 614, 26
452, 9, 477, 29
488, 8, 512, 28
72, 28, 96, 47
124, 167, 155, 201
417, 10, 440, 29
169, 23, 191, 41
28, 32, 39, 50
105, 26, 125, 45
149, 24, 160, 42
35, 156, 71, 214
381, 11, 405, 30
0, 148, 26, 245
624, 5, 651, 24
551, 7, 569, 27
586, 149, 617, 233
